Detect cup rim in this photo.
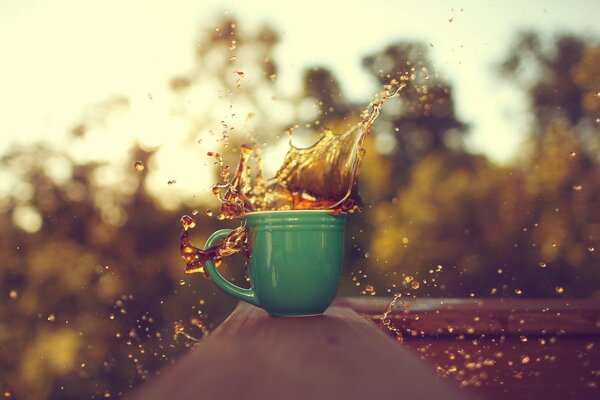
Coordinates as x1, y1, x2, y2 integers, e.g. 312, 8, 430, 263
244, 209, 346, 216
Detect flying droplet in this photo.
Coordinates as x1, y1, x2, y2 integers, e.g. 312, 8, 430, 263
555, 286, 565, 294
168, 180, 177, 185
180, 215, 196, 230
9, 290, 17, 300
179, 280, 186, 286
173, 322, 184, 335
134, 161, 145, 171
539, 261, 547, 268
572, 184, 583, 191
206, 209, 214, 217
521, 356, 530, 364
365, 285, 375, 293
47, 314, 56, 322
569, 151, 576, 157
411, 281, 420, 290
234, 71, 245, 78
588, 246, 595, 253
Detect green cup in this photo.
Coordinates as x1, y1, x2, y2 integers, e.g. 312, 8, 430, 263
204, 210, 346, 317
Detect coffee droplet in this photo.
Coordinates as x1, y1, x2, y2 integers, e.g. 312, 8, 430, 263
411, 281, 420, 290
240, 144, 252, 154
180, 215, 196, 230
134, 161, 145, 171
173, 322, 184, 335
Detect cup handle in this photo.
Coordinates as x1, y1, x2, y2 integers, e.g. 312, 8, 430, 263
203, 229, 260, 307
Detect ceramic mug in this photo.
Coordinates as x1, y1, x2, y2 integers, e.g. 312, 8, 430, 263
203, 210, 346, 317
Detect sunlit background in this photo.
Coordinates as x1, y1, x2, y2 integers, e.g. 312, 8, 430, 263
1, 0, 599, 398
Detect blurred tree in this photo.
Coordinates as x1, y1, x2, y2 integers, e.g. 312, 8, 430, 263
500, 32, 600, 162
361, 33, 600, 298
302, 67, 352, 125
498, 32, 600, 295
0, 141, 240, 399
363, 42, 468, 195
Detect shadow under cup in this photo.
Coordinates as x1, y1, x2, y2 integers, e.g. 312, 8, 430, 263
204, 210, 346, 317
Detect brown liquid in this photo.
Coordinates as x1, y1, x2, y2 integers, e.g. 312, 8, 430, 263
180, 82, 404, 275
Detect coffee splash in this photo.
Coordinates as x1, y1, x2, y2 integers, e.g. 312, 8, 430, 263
180, 82, 404, 275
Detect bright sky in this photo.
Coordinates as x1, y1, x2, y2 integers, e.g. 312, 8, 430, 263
1, 0, 599, 207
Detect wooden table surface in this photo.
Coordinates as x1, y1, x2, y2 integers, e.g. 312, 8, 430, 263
130, 302, 465, 400
342, 297, 600, 400
130, 298, 600, 400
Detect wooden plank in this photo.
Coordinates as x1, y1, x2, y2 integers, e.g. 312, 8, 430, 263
340, 297, 600, 336
403, 336, 600, 400
130, 303, 467, 400
340, 297, 600, 400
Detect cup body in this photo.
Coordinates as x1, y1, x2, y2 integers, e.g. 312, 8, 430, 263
244, 210, 346, 316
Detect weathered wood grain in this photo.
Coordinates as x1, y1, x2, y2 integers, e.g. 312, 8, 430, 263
341, 297, 600, 400
130, 303, 467, 400
340, 297, 600, 336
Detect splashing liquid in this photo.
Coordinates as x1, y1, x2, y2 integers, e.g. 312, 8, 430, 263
180, 215, 248, 275
180, 82, 404, 275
